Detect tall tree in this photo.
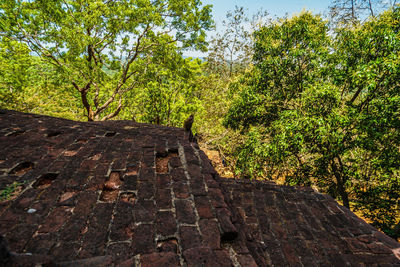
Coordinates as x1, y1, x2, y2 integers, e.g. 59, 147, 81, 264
0, 37, 33, 109
329, 0, 396, 24
0, 36, 83, 120
0, 0, 212, 121
207, 6, 268, 77
126, 43, 204, 126
224, 10, 400, 238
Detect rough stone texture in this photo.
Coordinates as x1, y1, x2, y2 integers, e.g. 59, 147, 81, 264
0, 109, 399, 266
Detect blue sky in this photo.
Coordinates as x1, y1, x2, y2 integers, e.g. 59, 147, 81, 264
183, 0, 331, 57
205, 0, 331, 25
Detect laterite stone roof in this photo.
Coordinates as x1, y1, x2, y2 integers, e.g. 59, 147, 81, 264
0, 109, 399, 266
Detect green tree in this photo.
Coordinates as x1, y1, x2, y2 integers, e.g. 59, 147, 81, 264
332, 7, 400, 237
197, 7, 269, 176
224, 10, 400, 238
0, 37, 33, 109
207, 6, 251, 77
0, 36, 84, 119
207, 6, 268, 78
0, 0, 212, 121
329, 0, 397, 24
124, 44, 203, 126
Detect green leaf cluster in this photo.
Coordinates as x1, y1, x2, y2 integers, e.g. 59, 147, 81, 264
124, 46, 204, 126
0, 0, 213, 120
224, 9, 400, 238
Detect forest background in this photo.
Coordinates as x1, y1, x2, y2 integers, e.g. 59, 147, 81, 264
0, 0, 399, 240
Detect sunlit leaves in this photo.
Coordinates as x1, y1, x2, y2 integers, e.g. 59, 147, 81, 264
224, 9, 400, 238
1, 0, 212, 120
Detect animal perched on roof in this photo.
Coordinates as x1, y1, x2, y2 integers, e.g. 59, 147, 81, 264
183, 114, 194, 132
183, 114, 195, 142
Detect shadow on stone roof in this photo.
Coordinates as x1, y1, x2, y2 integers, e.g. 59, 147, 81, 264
0, 109, 399, 266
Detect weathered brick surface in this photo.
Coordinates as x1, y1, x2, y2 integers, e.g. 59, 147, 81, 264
106, 242, 131, 263
109, 200, 135, 242
25, 232, 57, 255
157, 238, 179, 253
180, 226, 202, 251
140, 252, 180, 267
50, 242, 81, 262
175, 199, 196, 224
79, 202, 113, 257
131, 223, 155, 255
138, 180, 155, 199
214, 249, 233, 266
173, 180, 190, 199
156, 173, 171, 189
156, 211, 177, 237
220, 178, 400, 266
194, 195, 214, 219
199, 219, 221, 249
59, 255, 113, 266
155, 188, 172, 209
133, 199, 156, 222
38, 206, 73, 233
0, 110, 399, 266
183, 246, 219, 267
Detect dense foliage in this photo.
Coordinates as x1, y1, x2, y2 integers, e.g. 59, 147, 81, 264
1, 0, 212, 120
0, 1, 399, 239
224, 10, 400, 238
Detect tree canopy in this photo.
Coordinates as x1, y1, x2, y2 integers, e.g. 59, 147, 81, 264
224, 9, 400, 238
0, 0, 212, 120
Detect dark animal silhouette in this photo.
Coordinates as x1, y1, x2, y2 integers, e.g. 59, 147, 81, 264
183, 114, 194, 132
183, 114, 195, 142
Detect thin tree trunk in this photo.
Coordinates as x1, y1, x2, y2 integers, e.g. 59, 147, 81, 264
72, 82, 95, 121
331, 160, 350, 209
368, 0, 374, 17
81, 90, 95, 121
337, 178, 350, 209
